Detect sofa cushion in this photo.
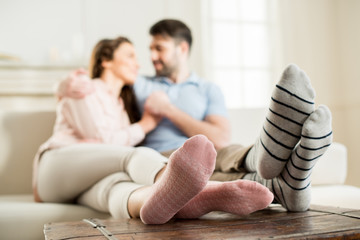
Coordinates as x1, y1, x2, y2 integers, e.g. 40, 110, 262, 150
0, 194, 111, 240
311, 185, 360, 209
311, 142, 347, 185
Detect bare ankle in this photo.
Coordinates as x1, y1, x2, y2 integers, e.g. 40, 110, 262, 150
127, 186, 151, 218
154, 166, 167, 182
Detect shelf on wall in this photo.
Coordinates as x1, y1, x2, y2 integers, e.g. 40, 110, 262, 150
0, 62, 84, 96
0, 62, 86, 70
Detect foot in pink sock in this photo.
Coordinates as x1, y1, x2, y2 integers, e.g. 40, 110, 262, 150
176, 180, 274, 219
140, 135, 217, 224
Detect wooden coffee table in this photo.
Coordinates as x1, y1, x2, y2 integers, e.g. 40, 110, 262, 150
44, 205, 360, 239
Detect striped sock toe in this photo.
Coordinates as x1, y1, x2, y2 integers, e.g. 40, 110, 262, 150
245, 64, 315, 179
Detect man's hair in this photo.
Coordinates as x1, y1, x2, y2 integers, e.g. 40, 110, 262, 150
150, 19, 192, 49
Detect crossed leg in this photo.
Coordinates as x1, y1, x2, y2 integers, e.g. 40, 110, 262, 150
139, 135, 273, 224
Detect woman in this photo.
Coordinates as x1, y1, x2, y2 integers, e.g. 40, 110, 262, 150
33, 37, 273, 224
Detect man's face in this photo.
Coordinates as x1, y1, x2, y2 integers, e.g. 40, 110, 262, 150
149, 34, 180, 77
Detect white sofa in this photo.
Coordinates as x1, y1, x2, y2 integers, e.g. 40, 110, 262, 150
1, 109, 360, 240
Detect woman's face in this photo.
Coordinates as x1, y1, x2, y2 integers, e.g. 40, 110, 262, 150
109, 42, 139, 85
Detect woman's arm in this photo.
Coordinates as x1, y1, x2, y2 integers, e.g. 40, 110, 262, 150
61, 93, 146, 147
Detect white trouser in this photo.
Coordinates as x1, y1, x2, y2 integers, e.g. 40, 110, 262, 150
37, 144, 167, 218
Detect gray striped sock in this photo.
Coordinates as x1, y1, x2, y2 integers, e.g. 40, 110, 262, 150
245, 64, 315, 179
244, 105, 333, 211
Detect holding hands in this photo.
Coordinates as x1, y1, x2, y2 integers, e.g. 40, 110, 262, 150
141, 91, 173, 133
144, 91, 172, 117
138, 109, 163, 133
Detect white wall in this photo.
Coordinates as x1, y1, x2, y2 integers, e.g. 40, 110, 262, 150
335, 0, 360, 188
0, 0, 203, 76
278, 0, 360, 187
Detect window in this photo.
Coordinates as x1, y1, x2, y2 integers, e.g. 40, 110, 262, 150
202, 0, 279, 108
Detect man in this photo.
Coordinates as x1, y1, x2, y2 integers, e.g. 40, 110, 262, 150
134, 19, 231, 153
59, 19, 333, 212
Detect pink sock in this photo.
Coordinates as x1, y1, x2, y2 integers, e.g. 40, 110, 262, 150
175, 180, 274, 219
140, 135, 217, 224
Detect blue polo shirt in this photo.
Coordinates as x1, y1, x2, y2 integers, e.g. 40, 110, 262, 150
134, 73, 228, 152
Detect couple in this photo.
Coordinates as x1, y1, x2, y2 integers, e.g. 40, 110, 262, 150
33, 19, 333, 224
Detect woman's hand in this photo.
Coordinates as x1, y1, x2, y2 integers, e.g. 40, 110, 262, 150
138, 110, 162, 134
57, 69, 95, 99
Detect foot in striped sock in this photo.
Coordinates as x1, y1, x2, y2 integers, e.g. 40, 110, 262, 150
175, 180, 273, 219
140, 135, 216, 224
244, 105, 333, 211
245, 64, 315, 179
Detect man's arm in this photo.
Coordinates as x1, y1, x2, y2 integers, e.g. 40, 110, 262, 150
145, 91, 231, 149
166, 106, 231, 150
56, 69, 94, 100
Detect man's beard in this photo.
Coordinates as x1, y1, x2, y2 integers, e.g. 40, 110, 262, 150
153, 60, 177, 77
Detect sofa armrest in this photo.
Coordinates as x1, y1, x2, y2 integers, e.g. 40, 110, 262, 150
0, 111, 55, 195
311, 142, 347, 185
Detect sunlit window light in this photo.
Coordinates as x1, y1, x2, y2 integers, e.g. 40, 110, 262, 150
206, 0, 273, 108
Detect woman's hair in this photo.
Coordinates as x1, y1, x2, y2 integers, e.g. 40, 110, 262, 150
89, 37, 141, 123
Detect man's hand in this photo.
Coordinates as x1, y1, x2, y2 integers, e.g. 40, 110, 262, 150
56, 69, 94, 99
144, 91, 172, 116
